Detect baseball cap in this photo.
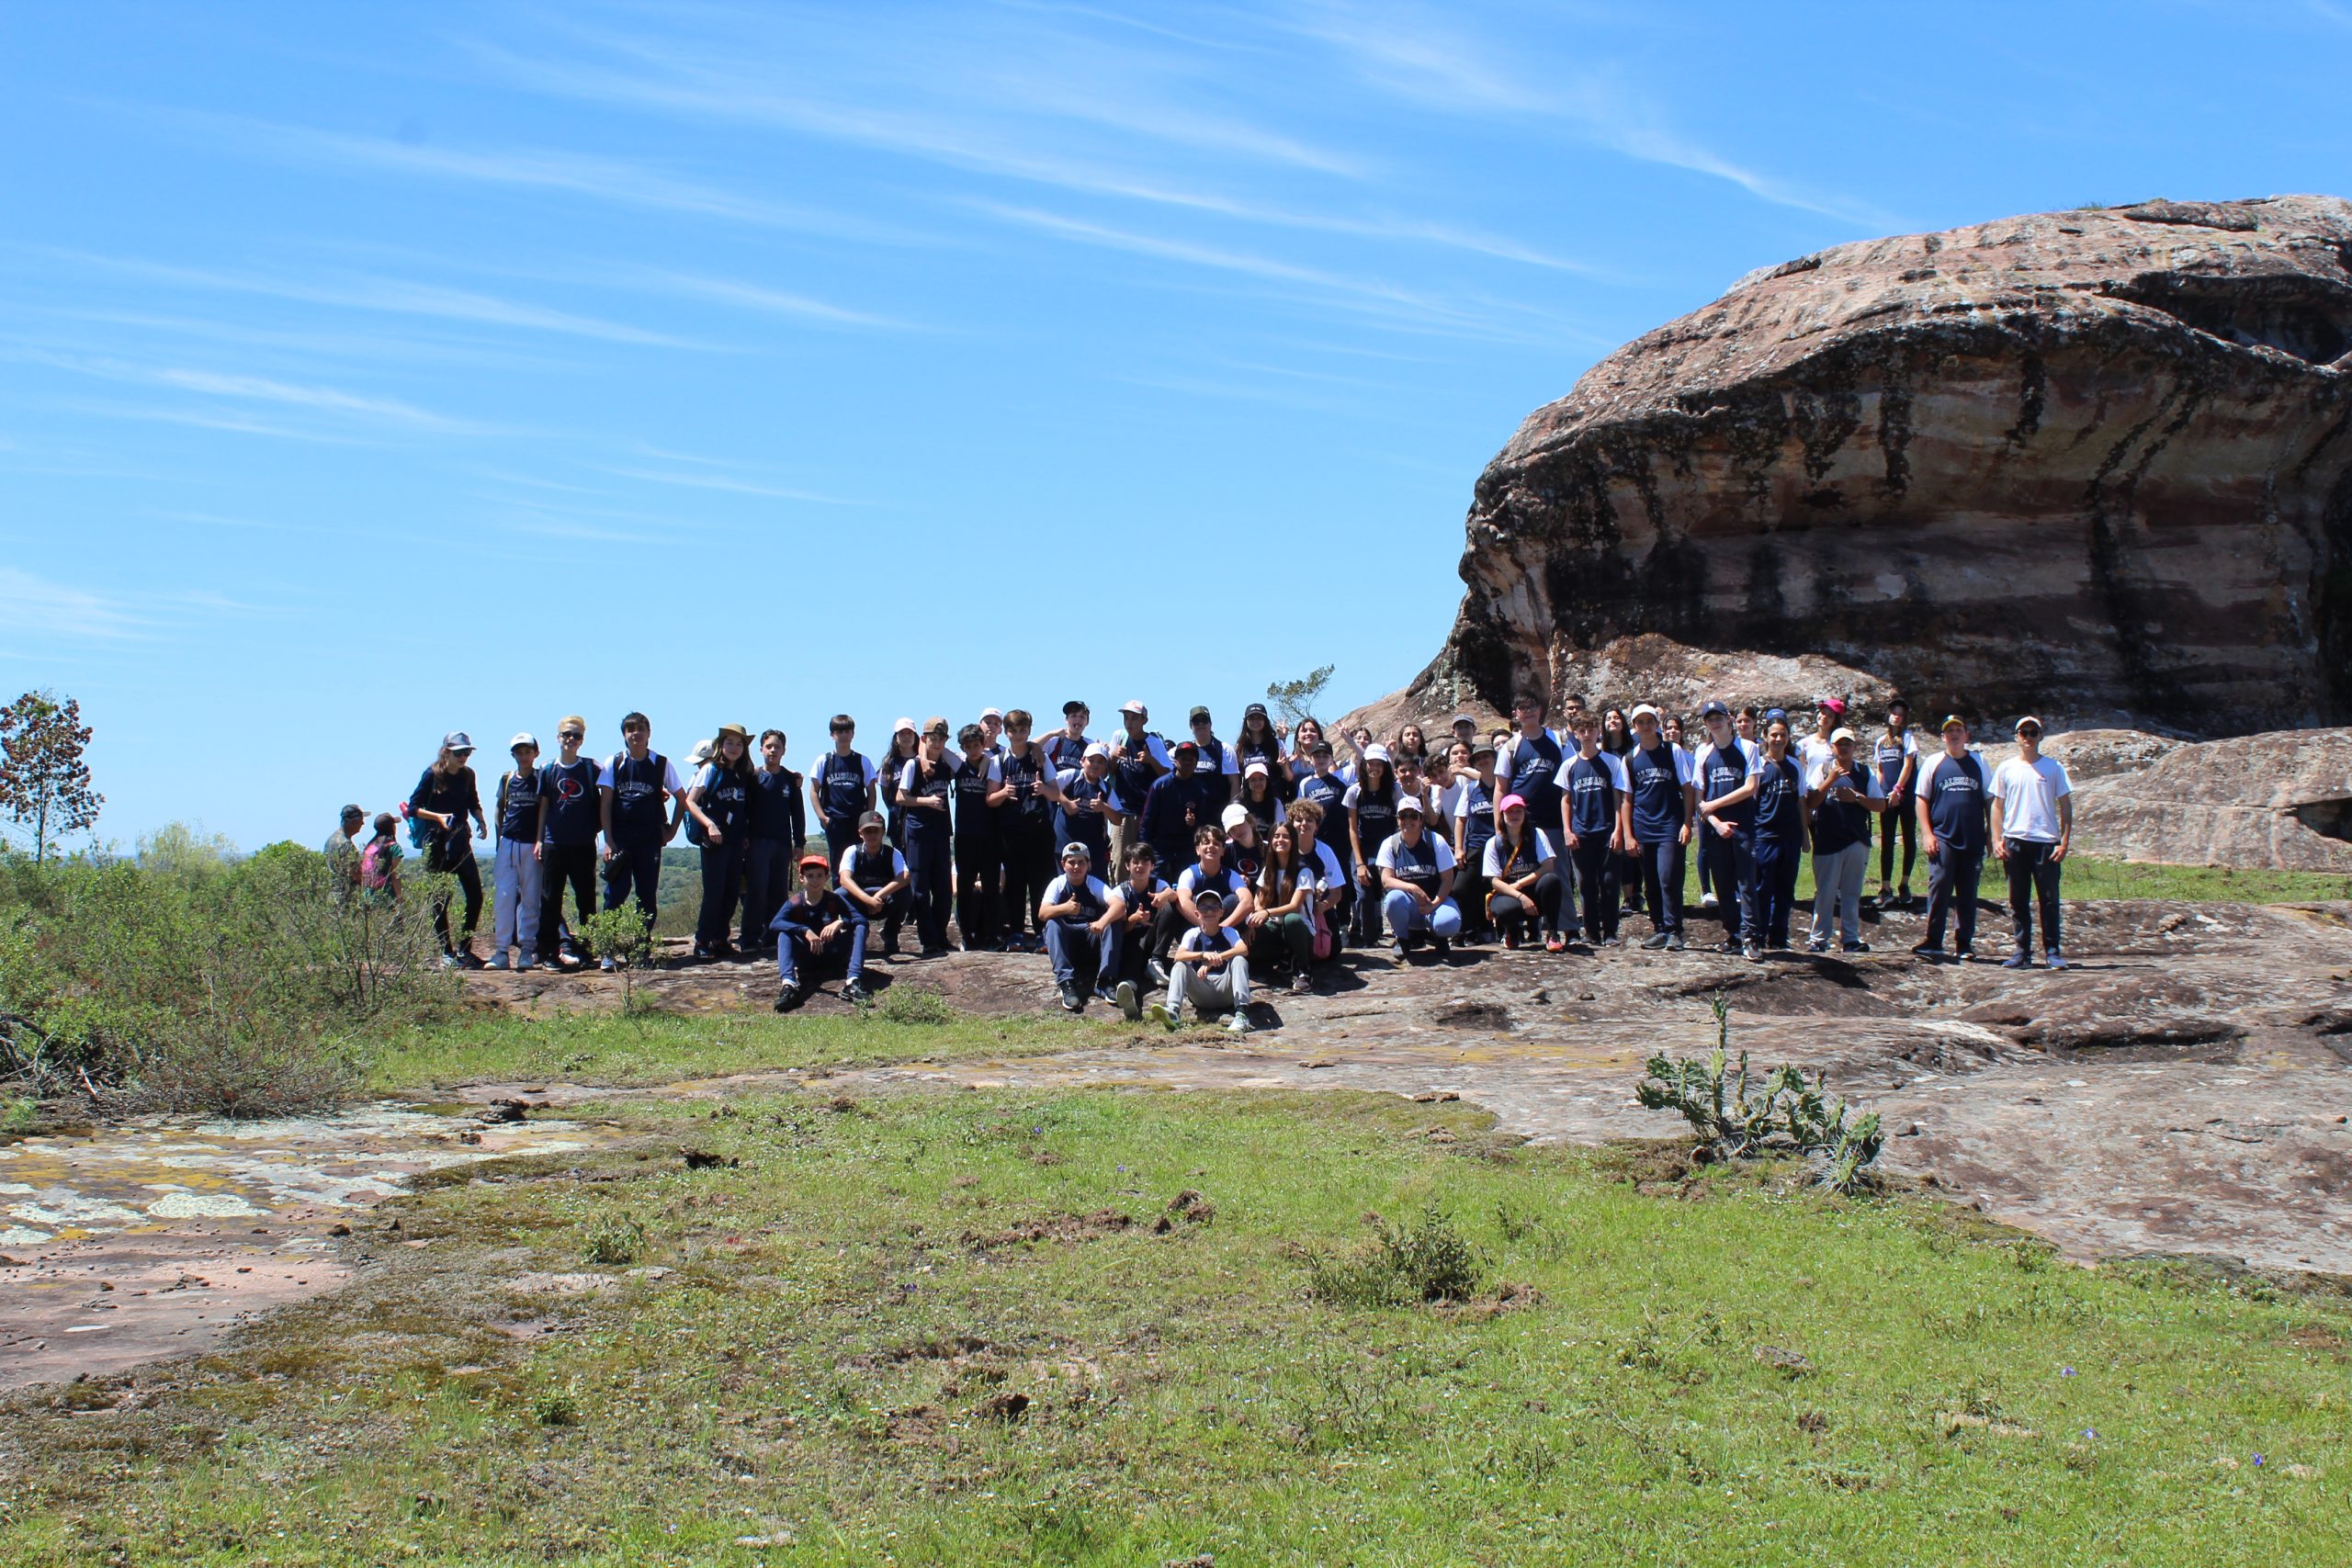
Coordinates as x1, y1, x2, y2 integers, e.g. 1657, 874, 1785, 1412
797, 853, 831, 874
1470, 738, 1497, 758
980, 707, 1003, 721
1063, 699, 1088, 716
1193, 886, 1227, 911
442, 730, 475, 753
1172, 738, 1201, 755
1630, 704, 1660, 722
1497, 792, 1527, 814
1243, 759, 1269, 778
922, 716, 949, 738
1220, 803, 1250, 829
2015, 715, 2044, 734
1188, 705, 1212, 723
892, 716, 916, 735
1060, 841, 1092, 861
1083, 741, 1110, 761
1939, 714, 1967, 732
1451, 712, 1476, 727
684, 741, 714, 767
340, 802, 365, 819
1244, 701, 1268, 718
1120, 699, 1148, 717
1830, 727, 1857, 744
1698, 700, 1729, 719
1396, 796, 1426, 816
1764, 707, 1789, 726
508, 730, 538, 750
1310, 739, 1334, 756
1819, 696, 1849, 715
857, 810, 885, 831
1363, 742, 1392, 762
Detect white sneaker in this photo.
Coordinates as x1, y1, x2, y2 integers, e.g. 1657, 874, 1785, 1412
486, 955, 510, 971
1224, 1011, 1250, 1036
599, 956, 616, 972
1146, 1001, 1176, 1031
1700, 892, 1718, 909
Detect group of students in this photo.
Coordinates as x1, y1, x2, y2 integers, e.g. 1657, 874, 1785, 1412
353, 689, 2076, 1030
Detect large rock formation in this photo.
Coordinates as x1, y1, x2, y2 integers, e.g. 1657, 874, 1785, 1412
2068, 727, 2352, 870
1375, 196, 2352, 737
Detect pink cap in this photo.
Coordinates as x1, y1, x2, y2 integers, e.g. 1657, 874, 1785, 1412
1497, 793, 1528, 814
1819, 696, 1848, 714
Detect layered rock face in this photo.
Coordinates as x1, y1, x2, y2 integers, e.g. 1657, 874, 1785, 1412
2066, 728, 2352, 871
1403, 196, 2352, 736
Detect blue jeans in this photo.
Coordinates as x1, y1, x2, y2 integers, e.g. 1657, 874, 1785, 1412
1698, 827, 1752, 940
1381, 889, 1463, 944
1044, 918, 1118, 992
777, 916, 867, 987
1749, 834, 1803, 946
1636, 837, 1686, 934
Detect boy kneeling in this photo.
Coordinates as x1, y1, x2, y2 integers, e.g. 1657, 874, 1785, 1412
772, 853, 870, 1010
1148, 887, 1251, 1035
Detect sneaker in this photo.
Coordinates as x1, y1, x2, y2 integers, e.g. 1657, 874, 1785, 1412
1430, 937, 1451, 958
1058, 984, 1084, 1013
1639, 932, 1670, 951
1147, 959, 1170, 989
709, 943, 738, 963
2002, 953, 2031, 969
515, 960, 537, 973
1700, 891, 1718, 909
772, 984, 806, 1013
1225, 1011, 1250, 1036
1146, 1002, 1178, 1031
487, 954, 510, 971
1807, 940, 1828, 954
1843, 941, 1871, 953
456, 951, 486, 971
1664, 932, 1686, 952
1290, 972, 1311, 994
1897, 885, 1913, 905
2046, 951, 2068, 971
1392, 939, 1412, 962
1954, 947, 1976, 964
1116, 981, 1142, 1021
1908, 942, 1946, 960
1544, 933, 1566, 953
438, 952, 460, 970
1095, 986, 1118, 1006
599, 955, 616, 972
842, 978, 873, 1004
1743, 942, 1761, 962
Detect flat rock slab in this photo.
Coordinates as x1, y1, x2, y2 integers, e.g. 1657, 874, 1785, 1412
0, 1105, 603, 1390
459, 897, 2352, 1277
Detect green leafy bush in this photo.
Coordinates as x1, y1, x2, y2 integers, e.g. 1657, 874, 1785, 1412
579, 905, 656, 1009
1635, 994, 1884, 1192
0, 834, 454, 1116
1308, 1202, 1486, 1307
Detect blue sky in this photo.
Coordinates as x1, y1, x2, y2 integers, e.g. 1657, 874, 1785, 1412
5, 2, 2348, 849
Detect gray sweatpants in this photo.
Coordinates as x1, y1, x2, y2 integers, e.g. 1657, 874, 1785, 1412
1810, 842, 1870, 946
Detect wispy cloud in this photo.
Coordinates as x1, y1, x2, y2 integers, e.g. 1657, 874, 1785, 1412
62, 399, 378, 446
0, 566, 144, 642
1293, 5, 1895, 229
596, 465, 864, 505
41, 249, 700, 347
607, 268, 913, 330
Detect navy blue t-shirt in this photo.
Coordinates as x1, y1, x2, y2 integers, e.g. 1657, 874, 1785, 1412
537, 759, 602, 847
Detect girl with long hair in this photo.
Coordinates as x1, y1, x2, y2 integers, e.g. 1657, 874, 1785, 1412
1484, 794, 1566, 951
1601, 705, 1645, 915
1345, 745, 1400, 942
1245, 822, 1319, 992
684, 723, 755, 960
407, 733, 487, 967
876, 719, 921, 851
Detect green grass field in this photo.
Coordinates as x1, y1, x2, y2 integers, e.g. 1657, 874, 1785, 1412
7, 1077, 2346, 1567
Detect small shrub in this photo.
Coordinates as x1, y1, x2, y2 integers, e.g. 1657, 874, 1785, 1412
1308, 1202, 1486, 1307
1635, 994, 1883, 1190
531, 1388, 580, 1427
579, 906, 656, 1009
581, 1213, 646, 1266
876, 986, 951, 1026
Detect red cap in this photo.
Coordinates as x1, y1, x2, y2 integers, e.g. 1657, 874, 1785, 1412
797, 854, 831, 873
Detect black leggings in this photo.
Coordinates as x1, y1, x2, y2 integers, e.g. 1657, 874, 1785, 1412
955, 837, 1000, 950
538, 841, 597, 961
1570, 836, 1619, 940
696, 841, 745, 951
1880, 800, 1917, 889
430, 836, 483, 953
1486, 869, 1564, 937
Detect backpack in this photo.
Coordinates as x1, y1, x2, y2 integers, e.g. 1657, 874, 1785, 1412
361, 840, 398, 891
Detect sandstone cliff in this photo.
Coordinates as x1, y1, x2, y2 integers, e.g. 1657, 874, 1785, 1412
1368, 196, 2352, 738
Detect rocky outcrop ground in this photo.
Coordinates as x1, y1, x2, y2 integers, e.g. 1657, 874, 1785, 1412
460, 897, 2352, 1279
1373, 195, 2352, 737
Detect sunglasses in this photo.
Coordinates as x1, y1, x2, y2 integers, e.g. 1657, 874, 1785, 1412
559, 731, 584, 741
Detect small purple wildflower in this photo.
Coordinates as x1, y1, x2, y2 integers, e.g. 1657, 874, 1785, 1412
2254, 1453, 2266, 1466
2082, 1428, 2097, 1440
2060, 1366, 2075, 1377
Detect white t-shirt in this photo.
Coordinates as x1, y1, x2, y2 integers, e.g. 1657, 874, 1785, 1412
1040, 873, 1111, 911
837, 842, 907, 887
1375, 833, 1458, 876
1804, 759, 1886, 799
1796, 735, 1838, 777
808, 751, 879, 788
1482, 829, 1556, 878
1553, 750, 1631, 792
596, 754, 684, 793
1990, 754, 2072, 843
1306, 839, 1345, 888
